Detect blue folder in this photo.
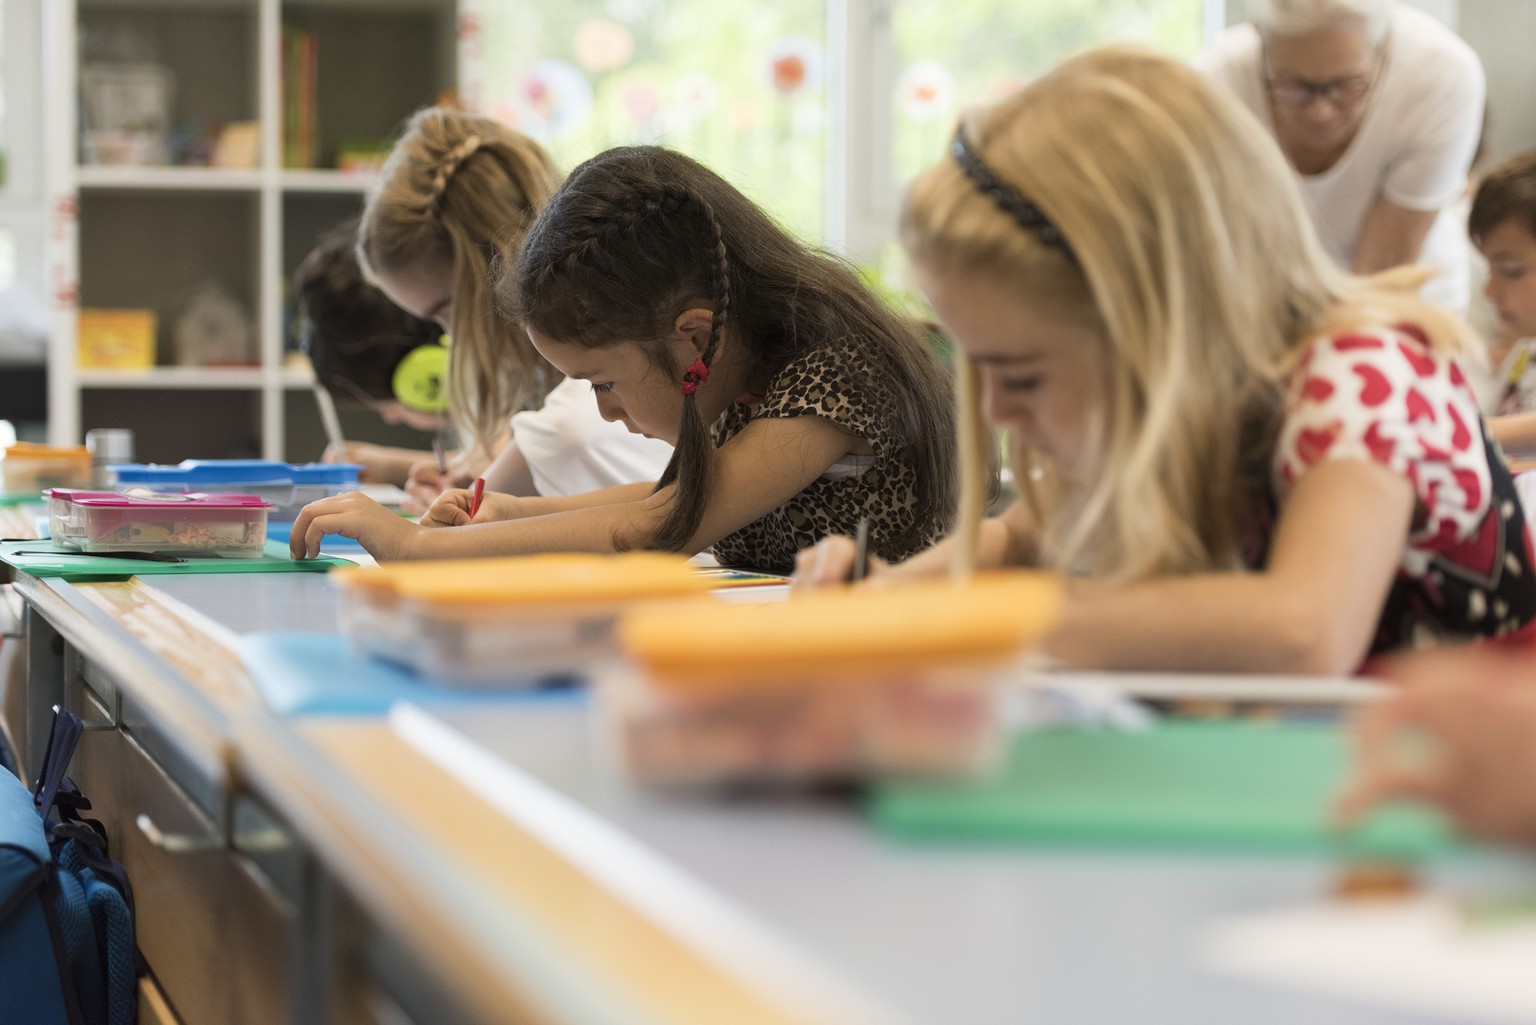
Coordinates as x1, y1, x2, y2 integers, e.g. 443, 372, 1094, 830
235, 632, 586, 716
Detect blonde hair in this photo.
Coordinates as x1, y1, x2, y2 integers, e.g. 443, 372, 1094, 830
1249, 0, 1393, 42
903, 45, 1474, 583
357, 107, 562, 454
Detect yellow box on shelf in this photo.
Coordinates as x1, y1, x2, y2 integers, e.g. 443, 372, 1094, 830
604, 572, 1063, 788
332, 552, 711, 688
77, 308, 157, 369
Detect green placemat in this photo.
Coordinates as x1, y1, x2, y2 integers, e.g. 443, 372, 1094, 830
870, 720, 1456, 858
0, 490, 43, 507
0, 539, 347, 579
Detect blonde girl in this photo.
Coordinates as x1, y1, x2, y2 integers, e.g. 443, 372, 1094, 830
353, 106, 671, 502
798, 46, 1536, 672
292, 145, 958, 574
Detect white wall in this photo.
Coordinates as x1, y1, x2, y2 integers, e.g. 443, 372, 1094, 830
1460, 0, 1536, 163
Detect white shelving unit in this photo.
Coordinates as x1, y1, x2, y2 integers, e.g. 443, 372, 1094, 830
43, 0, 458, 464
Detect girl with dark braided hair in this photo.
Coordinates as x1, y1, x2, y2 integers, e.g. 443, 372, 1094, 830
350, 106, 671, 507
292, 146, 959, 572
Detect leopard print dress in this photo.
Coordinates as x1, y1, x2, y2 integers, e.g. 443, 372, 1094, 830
708, 339, 945, 574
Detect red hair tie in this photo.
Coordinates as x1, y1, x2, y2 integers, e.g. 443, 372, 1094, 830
680, 358, 710, 397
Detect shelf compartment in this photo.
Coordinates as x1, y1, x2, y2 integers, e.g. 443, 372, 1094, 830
81, 389, 262, 464
79, 190, 260, 367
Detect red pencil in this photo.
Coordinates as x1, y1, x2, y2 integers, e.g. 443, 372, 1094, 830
468, 477, 486, 521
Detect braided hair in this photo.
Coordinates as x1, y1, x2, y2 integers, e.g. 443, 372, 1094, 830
506, 146, 959, 555
358, 108, 561, 456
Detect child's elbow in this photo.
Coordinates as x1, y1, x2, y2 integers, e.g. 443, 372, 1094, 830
1265, 600, 1370, 677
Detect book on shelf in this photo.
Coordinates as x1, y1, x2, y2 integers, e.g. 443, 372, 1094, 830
282, 27, 318, 169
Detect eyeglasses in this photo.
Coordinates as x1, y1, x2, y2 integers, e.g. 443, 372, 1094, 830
1265, 74, 1375, 109
1262, 38, 1385, 111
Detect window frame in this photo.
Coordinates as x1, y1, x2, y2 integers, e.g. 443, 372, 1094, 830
825, 0, 1231, 263
0, 0, 46, 337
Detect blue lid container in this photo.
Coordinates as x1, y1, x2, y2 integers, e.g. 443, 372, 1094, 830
106, 460, 362, 520
108, 460, 361, 486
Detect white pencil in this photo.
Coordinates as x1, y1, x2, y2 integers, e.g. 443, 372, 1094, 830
313, 383, 345, 459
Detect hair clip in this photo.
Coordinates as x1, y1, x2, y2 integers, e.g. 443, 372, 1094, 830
680, 358, 710, 397
950, 126, 1075, 262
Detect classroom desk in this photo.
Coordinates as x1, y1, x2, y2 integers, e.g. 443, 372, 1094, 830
6, 567, 1533, 1025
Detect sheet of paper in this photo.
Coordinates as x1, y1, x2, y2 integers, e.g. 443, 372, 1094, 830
1204, 894, 1536, 1023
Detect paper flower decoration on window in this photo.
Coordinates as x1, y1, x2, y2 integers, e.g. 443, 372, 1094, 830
622, 82, 661, 125
767, 37, 822, 96
897, 60, 955, 123
673, 73, 720, 122
987, 76, 1029, 100
520, 60, 594, 140
573, 19, 635, 73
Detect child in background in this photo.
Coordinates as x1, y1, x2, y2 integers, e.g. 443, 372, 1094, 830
292, 146, 959, 573
357, 107, 671, 505
797, 46, 1536, 671
1468, 150, 1536, 470
296, 219, 447, 485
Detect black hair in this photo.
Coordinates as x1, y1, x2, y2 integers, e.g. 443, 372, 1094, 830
294, 219, 442, 406
506, 146, 959, 554
1470, 149, 1536, 246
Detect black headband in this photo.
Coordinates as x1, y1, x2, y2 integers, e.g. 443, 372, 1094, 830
950, 125, 1075, 262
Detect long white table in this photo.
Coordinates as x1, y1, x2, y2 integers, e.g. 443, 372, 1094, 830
6, 567, 1530, 1025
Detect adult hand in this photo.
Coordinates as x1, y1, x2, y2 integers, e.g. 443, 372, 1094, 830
1335, 647, 1536, 848
289, 492, 419, 561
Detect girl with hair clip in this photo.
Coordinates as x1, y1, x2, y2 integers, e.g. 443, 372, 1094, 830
797, 45, 1536, 673
352, 106, 671, 504
291, 145, 959, 574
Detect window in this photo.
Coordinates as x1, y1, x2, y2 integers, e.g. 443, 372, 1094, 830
476, 0, 829, 240
478, 0, 1220, 259
890, 0, 1209, 186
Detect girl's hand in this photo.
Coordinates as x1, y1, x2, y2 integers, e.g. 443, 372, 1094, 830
325, 441, 413, 486
420, 488, 524, 528
791, 534, 889, 589
289, 492, 420, 561
405, 461, 472, 510
1335, 647, 1536, 847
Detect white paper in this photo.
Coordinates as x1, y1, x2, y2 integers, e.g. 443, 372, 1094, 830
1204, 895, 1536, 1023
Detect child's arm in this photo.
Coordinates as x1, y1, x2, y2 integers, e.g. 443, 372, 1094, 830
291, 415, 856, 560
421, 481, 659, 527
800, 459, 1411, 674
1489, 411, 1536, 458
1045, 458, 1412, 674
478, 438, 538, 497
794, 500, 1035, 584
325, 442, 431, 487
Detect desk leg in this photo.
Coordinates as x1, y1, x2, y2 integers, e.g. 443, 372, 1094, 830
289, 851, 337, 1025
23, 604, 64, 783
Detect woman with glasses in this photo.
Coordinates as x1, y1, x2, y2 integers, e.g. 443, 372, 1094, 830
1199, 0, 1485, 314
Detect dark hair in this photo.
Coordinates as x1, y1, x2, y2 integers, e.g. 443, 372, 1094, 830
506, 145, 958, 553
1470, 149, 1536, 245
295, 219, 442, 406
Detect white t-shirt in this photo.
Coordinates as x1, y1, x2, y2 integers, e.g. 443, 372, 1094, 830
510, 376, 673, 496
1199, 6, 1485, 313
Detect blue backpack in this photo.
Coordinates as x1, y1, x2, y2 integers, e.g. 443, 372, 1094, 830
0, 707, 139, 1025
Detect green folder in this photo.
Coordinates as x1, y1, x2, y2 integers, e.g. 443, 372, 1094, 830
870, 719, 1456, 858
0, 540, 348, 580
